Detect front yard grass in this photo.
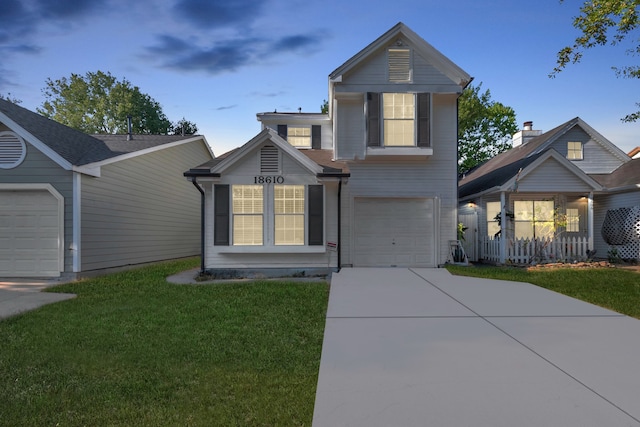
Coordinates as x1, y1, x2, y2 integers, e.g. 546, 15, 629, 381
0, 258, 329, 426
446, 264, 640, 319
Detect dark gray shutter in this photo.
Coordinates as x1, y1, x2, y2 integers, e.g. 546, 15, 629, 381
312, 125, 321, 149
367, 92, 380, 147
308, 185, 323, 246
214, 185, 229, 246
417, 93, 431, 147
277, 125, 287, 140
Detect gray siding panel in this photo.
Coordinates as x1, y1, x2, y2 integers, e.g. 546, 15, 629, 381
549, 127, 626, 174
80, 141, 212, 271
0, 141, 74, 273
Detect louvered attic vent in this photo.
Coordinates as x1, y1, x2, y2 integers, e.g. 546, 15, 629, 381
260, 145, 279, 173
0, 131, 26, 169
388, 47, 411, 82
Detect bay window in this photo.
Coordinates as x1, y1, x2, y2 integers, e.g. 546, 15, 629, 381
232, 185, 263, 245
274, 185, 305, 245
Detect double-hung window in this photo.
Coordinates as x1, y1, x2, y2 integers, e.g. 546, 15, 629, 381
383, 93, 415, 146
232, 185, 263, 245
287, 127, 311, 148
274, 185, 305, 245
567, 141, 583, 160
215, 183, 323, 248
367, 92, 430, 148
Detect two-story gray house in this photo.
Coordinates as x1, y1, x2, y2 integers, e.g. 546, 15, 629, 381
185, 22, 472, 276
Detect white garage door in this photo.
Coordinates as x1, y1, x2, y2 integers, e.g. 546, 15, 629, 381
0, 190, 62, 277
353, 198, 435, 267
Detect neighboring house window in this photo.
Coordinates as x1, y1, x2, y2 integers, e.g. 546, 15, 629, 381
567, 141, 583, 160
486, 202, 501, 237
388, 47, 412, 82
274, 185, 305, 245
0, 131, 27, 169
287, 126, 311, 148
566, 208, 580, 232
277, 125, 322, 149
232, 185, 264, 245
514, 200, 555, 239
368, 92, 430, 148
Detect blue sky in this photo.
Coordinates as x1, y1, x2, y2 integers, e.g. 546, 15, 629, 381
1, 0, 638, 156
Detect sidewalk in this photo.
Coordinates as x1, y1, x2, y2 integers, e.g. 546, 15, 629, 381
312, 268, 640, 426
0, 278, 76, 320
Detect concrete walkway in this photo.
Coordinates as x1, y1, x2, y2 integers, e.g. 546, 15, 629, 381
313, 268, 640, 426
0, 278, 76, 320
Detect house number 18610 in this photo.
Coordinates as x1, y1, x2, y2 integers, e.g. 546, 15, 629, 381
254, 176, 284, 184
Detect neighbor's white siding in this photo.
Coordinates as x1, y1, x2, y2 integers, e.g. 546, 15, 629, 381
515, 157, 595, 193
548, 126, 627, 174
79, 141, 211, 271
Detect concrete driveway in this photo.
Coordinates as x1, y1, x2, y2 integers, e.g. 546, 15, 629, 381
313, 268, 640, 426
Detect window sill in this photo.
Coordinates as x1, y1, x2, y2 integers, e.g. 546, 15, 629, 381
366, 147, 433, 157
218, 245, 327, 254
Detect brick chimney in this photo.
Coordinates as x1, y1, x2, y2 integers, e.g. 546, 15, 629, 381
512, 121, 541, 147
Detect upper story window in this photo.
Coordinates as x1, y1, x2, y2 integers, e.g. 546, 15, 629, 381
388, 47, 412, 82
367, 92, 431, 148
277, 124, 321, 149
287, 126, 311, 148
567, 141, 583, 160
383, 93, 415, 146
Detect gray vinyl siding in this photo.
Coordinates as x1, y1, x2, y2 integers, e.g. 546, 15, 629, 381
593, 191, 640, 259
515, 157, 594, 193
203, 181, 339, 269
0, 140, 74, 273
334, 97, 365, 160
548, 127, 626, 174
79, 141, 211, 271
336, 45, 461, 93
341, 94, 458, 266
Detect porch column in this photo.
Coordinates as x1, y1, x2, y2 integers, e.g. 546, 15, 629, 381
500, 191, 506, 264
587, 191, 594, 251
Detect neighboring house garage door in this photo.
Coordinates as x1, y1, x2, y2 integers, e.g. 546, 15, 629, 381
0, 189, 62, 277
353, 198, 435, 267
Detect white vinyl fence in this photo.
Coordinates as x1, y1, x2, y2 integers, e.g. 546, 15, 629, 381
481, 236, 589, 264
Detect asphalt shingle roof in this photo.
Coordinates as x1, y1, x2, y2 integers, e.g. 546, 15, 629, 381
0, 98, 198, 166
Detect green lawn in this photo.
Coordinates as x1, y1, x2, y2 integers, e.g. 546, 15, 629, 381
0, 258, 329, 426
446, 264, 640, 319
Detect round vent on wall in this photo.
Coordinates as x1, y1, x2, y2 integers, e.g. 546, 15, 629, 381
0, 131, 27, 169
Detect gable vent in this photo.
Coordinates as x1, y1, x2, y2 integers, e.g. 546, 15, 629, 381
0, 131, 27, 169
260, 145, 279, 173
388, 48, 412, 82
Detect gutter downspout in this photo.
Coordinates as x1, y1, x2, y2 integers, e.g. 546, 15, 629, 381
337, 178, 342, 272
190, 178, 205, 274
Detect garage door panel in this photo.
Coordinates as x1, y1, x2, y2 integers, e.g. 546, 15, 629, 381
353, 198, 435, 267
0, 190, 61, 277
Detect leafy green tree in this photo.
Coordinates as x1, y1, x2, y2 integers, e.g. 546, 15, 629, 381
458, 83, 518, 174
37, 71, 190, 134
170, 117, 198, 135
0, 93, 22, 104
321, 99, 329, 114
551, 0, 640, 122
